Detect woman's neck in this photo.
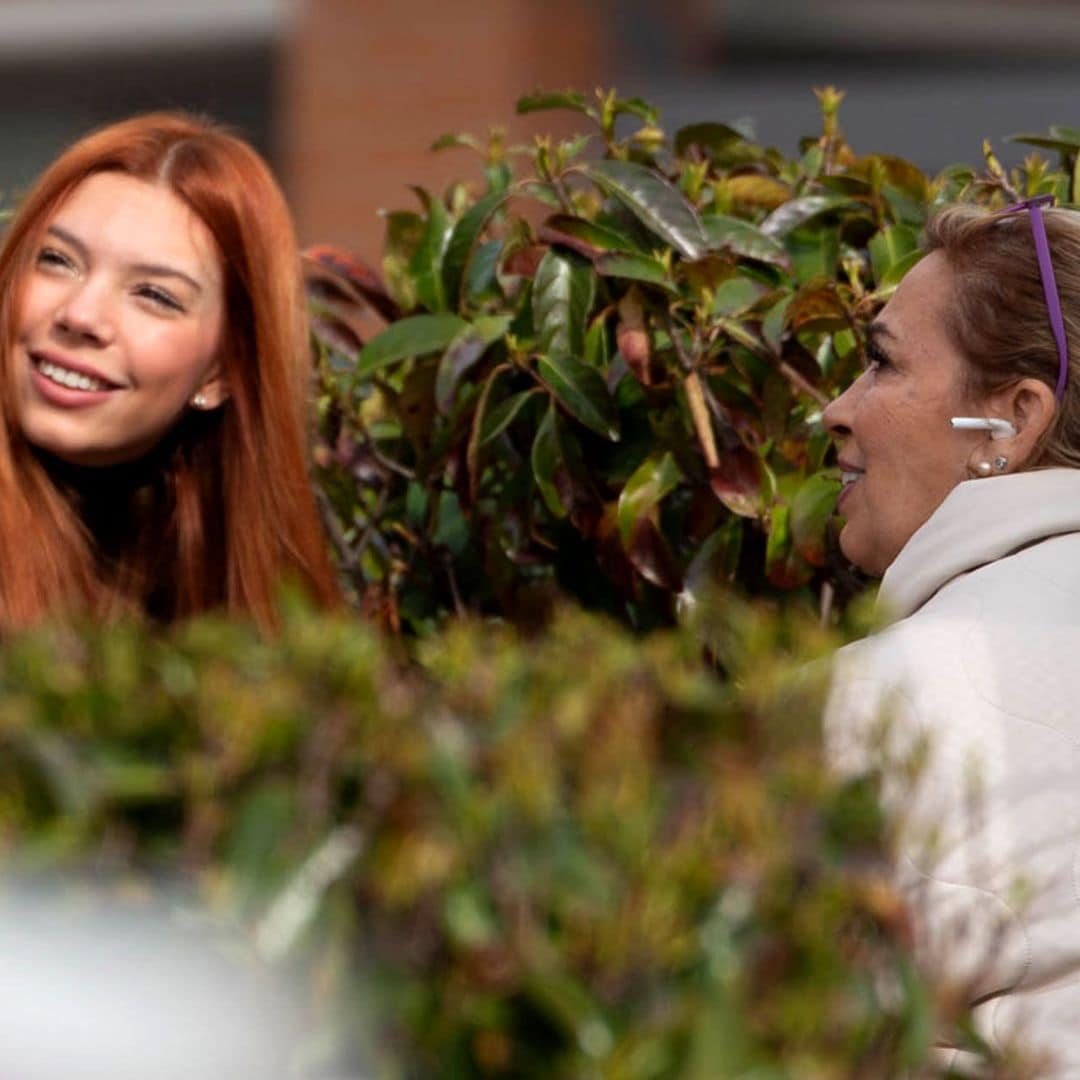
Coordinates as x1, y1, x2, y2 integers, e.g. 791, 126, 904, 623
35, 443, 171, 560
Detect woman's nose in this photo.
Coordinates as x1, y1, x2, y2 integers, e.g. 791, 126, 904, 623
822, 376, 862, 439
53, 282, 114, 345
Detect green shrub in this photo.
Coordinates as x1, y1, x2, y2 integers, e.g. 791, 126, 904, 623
0, 597, 1031, 1077
306, 88, 1078, 635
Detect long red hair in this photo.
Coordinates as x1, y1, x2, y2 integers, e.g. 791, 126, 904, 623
0, 112, 339, 631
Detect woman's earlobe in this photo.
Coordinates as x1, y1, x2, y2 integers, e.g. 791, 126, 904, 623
190, 377, 229, 411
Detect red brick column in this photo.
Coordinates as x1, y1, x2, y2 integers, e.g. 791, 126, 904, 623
281, 1, 613, 266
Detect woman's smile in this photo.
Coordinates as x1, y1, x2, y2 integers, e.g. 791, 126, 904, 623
836, 461, 865, 512
30, 349, 121, 399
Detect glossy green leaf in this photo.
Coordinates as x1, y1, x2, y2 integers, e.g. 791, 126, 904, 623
878, 249, 924, 290
680, 517, 743, 613
765, 503, 813, 588
533, 249, 596, 356
1010, 132, 1080, 156
674, 121, 753, 158
760, 195, 863, 239
709, 277, 770, 318
435, 315, 511, 413
538, 353, 620, 440
516, 89, 591, 116
584, 315, 609, 371
479, 386, 543, 445
762, 293, 794, 352
381, 210, 424, 311
531, 404, 568, 518
594, 251, 676, 291
357, 313, 467, 377
441, 191, 509, 311
849, 154, 930, 201
701, 214, 791, 269
430, 131, 482, 152
882, 184, 927, 228
466, 239, 503, 299
581, 160, 708, 260
540, 213, 646, 255
610, 95, 659, 125
786, 227, 840, 284
618, 452, 683, 546
409, 189, 453, 312
789, 470, 841, 567
433, 490, 468, 555
868, 224, 918, 283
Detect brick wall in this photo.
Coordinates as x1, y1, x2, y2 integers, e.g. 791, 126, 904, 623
281, 0, 612, 266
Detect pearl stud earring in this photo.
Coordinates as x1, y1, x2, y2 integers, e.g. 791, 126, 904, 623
192, 393, 207, 409
976, 461, 993, 476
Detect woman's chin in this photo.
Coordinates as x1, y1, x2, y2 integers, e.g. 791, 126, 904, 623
837, 524, 885, 578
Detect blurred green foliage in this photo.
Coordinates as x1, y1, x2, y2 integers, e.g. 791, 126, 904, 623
305, 88, 1078, 635
0, 596, 1028, 1076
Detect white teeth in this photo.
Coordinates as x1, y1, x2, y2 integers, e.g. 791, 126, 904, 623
841, 471, 863, 487
37, 359, 110, 392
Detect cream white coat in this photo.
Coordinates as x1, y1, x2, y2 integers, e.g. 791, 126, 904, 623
828, 468, 1080, 1076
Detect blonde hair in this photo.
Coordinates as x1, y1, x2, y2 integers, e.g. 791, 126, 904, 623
924, 203, 1080, 468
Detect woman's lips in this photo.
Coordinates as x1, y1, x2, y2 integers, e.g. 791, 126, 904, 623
29, 352, 118, 408
836, 464, 864, 511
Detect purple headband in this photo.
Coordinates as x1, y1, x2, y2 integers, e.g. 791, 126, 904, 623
996, 194, 1069, 401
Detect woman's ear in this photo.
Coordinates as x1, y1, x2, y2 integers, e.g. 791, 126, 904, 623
983, 377, 1057, 468
190, 370, 229, 411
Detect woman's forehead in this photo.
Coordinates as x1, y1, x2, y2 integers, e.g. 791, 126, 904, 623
877, 252, 954, 340
47, 173, 222, 287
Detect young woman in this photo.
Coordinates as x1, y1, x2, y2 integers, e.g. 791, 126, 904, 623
0, 112, 339, 631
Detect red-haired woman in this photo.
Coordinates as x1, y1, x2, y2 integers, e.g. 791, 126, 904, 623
0, 112, 339, 631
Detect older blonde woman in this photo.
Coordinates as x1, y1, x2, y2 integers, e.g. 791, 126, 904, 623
825, 197, 1080, 1075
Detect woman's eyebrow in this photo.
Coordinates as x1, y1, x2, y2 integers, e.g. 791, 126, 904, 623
45, 224, 204, 294
867, 320, 896, 345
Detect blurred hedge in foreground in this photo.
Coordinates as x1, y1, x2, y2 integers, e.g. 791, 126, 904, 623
0, 598, 1032, 1077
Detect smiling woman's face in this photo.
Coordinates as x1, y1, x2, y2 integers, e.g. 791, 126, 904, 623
13, 171, 226, 467
823, 251, 978, 576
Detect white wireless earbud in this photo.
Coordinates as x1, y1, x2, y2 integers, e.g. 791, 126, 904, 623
950, 417, 1017, 440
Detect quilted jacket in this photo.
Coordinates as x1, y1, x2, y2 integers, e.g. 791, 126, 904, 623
827, 468, 1080, 1076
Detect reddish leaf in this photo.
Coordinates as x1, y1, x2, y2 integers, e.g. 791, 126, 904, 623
303, 244, 401, 323
501, 244, 547, 278
709, 446, 764, 519
785, 282, 850, 334
311, 312, 364, 357
627, 517, 683, 592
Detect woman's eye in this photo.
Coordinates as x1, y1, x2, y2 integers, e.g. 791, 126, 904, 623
136, 285, 184, 312
35, 247, 74, 271
865, 341, 891, 372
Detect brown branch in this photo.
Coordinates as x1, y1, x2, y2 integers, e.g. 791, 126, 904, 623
779, 360, 829, 408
